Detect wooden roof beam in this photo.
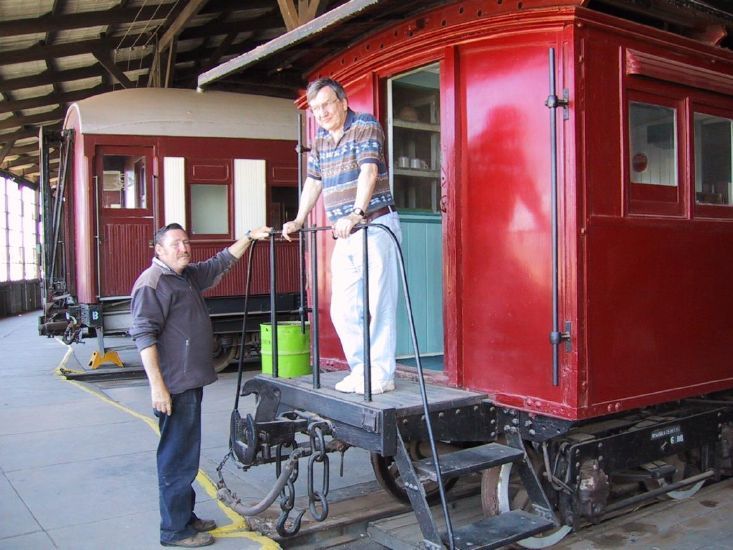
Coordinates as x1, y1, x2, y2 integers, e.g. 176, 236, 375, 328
277, 0, 300, 31
2, 154, 42, 170
0, 66, 108, 93
0, 11, 290, 68
1, 37, 141, 66
158, 0, 210, 53
92, 48, 134, 88
0, 5, 168, 38
277, 0, 330, 31
0, 128, 40, 145
5, 143, 45, 156
0, 85, 109, 114
0, 108, 65, 131
199, 0, 380, 88
0, 139, 17, 165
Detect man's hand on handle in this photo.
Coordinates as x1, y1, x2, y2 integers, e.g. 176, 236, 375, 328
282, 219, 303, 242
332, 212, 363, 239
248, 225, 272, 240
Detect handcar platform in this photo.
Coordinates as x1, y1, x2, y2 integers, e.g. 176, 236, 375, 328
245, 371, 494, 455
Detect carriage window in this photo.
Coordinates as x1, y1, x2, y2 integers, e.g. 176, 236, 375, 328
101, 155, 146, 209
629, 102, 678, 187
694, 112, 732, 206
190, 184, 229, 235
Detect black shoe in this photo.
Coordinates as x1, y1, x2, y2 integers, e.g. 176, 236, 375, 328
190, 518, 217, 532
161, 532, 214, 547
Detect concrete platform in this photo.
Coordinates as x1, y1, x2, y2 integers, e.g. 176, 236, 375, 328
0, 312, 377, 549
3, 310, 733, 549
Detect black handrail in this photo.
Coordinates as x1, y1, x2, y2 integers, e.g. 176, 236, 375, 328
278, 222, 456, 548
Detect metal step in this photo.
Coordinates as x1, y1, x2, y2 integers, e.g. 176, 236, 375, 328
447, 509, 555, 550
414, 443, 524, 481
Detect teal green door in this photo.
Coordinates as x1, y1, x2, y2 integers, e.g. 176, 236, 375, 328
388, 64, 444, 370
395, 213, 443, 364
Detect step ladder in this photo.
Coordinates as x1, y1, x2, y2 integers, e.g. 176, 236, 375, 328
392, 429, 557, 549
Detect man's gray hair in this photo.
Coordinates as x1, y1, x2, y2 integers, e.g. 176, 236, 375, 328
154, 223, 186, 247
306, 78, 347, 103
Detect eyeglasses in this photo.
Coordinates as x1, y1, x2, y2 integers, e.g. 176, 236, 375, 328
309, 98, 340, 114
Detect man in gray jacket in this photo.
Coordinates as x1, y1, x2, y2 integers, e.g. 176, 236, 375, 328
130, 222, 269, 548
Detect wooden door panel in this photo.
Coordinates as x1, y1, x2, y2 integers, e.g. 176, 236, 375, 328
102, 222, 154, 296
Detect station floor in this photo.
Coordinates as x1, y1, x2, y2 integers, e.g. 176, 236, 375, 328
2, 310, 733, 550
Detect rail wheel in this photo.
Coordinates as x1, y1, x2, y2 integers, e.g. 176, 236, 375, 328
481, 446, 571, 548
212, 336, 238, 373
371, 441, 458, 504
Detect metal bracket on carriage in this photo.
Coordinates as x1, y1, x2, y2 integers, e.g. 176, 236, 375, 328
230, 412, 311, 467
241, 377, 281, 422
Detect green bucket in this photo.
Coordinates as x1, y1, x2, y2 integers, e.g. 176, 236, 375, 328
260, 321, 311, 378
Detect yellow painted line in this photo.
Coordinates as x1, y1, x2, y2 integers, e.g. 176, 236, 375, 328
54, 338, 280, 549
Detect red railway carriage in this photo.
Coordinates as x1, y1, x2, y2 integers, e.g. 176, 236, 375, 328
205, 1, 733, 547
298, 3, 733, 422
39, 88, 302, 370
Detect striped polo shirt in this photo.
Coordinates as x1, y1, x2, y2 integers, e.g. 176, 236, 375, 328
307, 109, 394, 223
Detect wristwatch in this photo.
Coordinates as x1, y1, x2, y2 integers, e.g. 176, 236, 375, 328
352, 207, 365, 218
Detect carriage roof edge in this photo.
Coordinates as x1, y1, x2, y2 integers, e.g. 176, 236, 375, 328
63, 88, 299, 141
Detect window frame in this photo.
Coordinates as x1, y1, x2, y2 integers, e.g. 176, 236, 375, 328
187, 182, 232, 237
691, 98, 733, 220
623, 87, 687, 218
0, 176, 40, 283
96, 148, 152, 213
184, 159, 234, 241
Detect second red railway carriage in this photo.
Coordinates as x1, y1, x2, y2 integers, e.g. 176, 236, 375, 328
63, 1, 732, 548
39, 88, 303, 370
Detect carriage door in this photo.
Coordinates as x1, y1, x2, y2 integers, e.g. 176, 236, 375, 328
388, 64, 445, 371
95, 146, 156, 297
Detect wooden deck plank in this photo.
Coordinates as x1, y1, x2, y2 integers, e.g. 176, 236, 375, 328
260, 371, 487, 416
252, 372, 490, 454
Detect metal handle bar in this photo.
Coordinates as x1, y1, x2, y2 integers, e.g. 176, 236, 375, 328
280, 221, 456, 548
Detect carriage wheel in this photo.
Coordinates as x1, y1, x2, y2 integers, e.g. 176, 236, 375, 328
481, 447, 571, 548
370, 441, 458, 504
212, 336, 238, 373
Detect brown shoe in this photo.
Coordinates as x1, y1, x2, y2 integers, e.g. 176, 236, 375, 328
161, 532, 214, 547
190, 518, 217, 532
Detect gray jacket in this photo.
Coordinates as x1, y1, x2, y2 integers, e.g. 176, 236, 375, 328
129, 250, 237, 394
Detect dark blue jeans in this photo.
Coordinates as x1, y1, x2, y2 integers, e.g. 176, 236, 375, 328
156, 387, 203, 544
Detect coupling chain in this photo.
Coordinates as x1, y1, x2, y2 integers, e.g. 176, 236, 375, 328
275, 442, 305, 537
307, 422, 330, 521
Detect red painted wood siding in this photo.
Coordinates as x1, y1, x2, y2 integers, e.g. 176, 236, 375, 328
191, 240, 300, 297
101, 222, 154, 296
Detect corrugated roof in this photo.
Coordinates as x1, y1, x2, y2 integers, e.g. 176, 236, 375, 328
0, 0, 345, 185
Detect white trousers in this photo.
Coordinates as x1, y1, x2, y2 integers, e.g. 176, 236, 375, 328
330, 212, 402, 382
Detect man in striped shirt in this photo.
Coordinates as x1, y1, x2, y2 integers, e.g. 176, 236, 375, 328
282, 78, 402, 394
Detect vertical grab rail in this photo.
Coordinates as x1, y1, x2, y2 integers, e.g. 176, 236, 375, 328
362, 227, 372, 401
269, 232, 278, 378
93, 175, 102, 298
295, 222, 455, 548
377, 222, 455, 549
545, 47, 569, 387
310, 227, 321, 389
296, 113, 309, 335
38, 128, 52, 308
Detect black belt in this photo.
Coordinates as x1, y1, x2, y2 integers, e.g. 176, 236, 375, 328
364, 205, 395, 222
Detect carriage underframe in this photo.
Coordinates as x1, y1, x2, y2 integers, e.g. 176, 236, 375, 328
228, 370, 733, 548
